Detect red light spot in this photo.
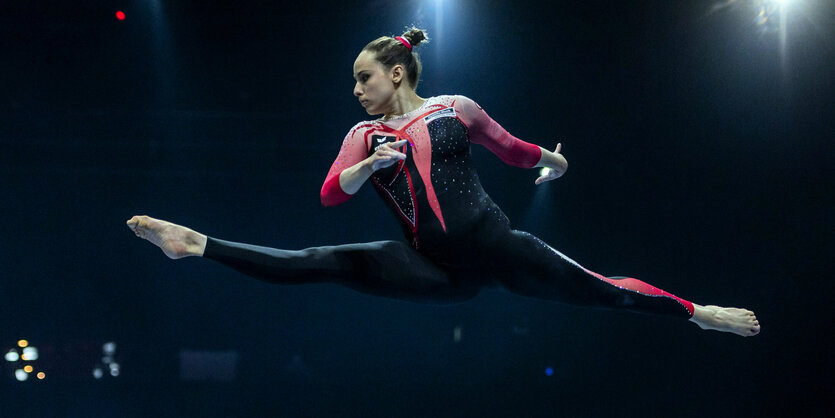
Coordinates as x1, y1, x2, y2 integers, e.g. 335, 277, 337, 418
115, 11, 126, 20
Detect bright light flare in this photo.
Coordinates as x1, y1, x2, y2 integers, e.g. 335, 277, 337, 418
752, 0, 792, 33
17, 340, 28, 348
5, 350, 19, 362
115, 11, 126, 21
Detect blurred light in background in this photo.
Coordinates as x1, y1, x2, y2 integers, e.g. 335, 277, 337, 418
116, 10, 126, 21
22, 347, 38, 361
7, 339, 119, 382
7, 340, 45, 383
93, 341, 120, 380
545, 367, 554, 376
453, 325, 463, 343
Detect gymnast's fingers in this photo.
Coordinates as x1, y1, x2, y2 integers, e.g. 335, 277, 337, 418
377, 148, 406, 160
390, 139, 409, 148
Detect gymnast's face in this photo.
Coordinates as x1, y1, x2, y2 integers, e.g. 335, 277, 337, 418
353, 50, 401, 115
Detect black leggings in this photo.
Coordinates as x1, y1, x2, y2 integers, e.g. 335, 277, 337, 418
203, 230, 694, 319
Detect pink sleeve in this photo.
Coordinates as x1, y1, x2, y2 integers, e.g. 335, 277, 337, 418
320, 125, 371, 206
454, 95, 541, 168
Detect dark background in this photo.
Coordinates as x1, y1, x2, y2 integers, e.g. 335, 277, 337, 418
1, 0, 832, 416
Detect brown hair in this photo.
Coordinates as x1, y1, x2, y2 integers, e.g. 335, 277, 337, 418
362, 27, 429, 89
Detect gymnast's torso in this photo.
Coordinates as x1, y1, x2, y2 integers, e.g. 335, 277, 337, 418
321, 95, 543, 272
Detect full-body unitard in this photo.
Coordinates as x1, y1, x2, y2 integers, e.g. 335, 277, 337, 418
204, 95, 694, 319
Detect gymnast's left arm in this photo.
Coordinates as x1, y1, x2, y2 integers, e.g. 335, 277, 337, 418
453, 95, 567, 184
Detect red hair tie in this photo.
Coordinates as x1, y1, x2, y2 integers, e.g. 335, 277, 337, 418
395, 36, 412, 51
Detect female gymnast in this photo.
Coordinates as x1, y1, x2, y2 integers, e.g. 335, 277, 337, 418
127, 28, 760, 337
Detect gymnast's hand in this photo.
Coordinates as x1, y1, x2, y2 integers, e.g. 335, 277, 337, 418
535, 143, 568, 185
337, 139, 410, 195
367, 139, 409, 172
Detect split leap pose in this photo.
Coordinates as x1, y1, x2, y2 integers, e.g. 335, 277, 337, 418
128, 28, 759, 337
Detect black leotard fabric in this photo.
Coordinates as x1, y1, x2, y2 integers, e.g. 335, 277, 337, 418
204, 95, 694, 318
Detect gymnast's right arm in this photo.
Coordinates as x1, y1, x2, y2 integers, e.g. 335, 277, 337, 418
320, 128, 408, 206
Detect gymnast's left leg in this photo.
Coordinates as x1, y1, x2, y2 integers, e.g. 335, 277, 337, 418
488, 230, 760, 337
126, 215, 479, 304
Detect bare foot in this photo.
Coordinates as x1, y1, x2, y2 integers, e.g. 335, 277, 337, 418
689, 303, 761, 337
126, 215, 207, 259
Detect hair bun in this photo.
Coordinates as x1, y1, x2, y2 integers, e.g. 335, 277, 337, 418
402, 27, 429, 48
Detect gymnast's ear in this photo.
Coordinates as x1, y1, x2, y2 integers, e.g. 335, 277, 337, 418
390, 64, 405, 84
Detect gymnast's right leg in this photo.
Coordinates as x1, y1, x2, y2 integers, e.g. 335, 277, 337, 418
126, 215, 475, 304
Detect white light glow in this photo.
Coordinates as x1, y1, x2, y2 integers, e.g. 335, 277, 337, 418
5, 350, 19, 362
15, 369, 28, 381
103, 342, 117, 355
93, 368, 103, 379
22, 347, 38, 361
453, 326, 462, 343
540, 167, 551, 177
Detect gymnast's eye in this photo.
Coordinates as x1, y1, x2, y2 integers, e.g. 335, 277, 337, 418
360, 74, 370, 82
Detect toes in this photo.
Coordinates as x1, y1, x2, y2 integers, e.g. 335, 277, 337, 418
127, 215, 149, 227
127, 217, 144, 234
